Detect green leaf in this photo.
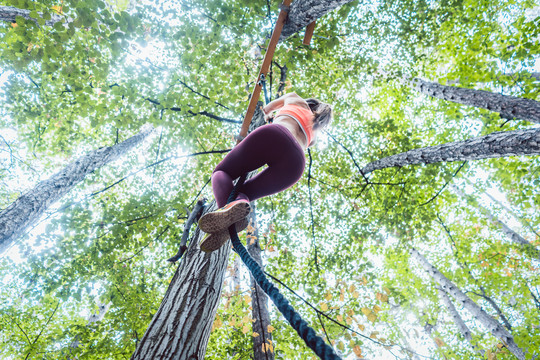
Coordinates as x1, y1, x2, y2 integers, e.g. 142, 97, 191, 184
53, 22, 64, 32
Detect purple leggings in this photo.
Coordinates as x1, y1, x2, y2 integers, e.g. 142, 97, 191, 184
212, 124, 306, 208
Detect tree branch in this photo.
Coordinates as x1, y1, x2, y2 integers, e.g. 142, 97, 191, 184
417, 161, 467, 207
177, 79, 230, 110
167, 200, 206, 263
263, 271, 434, 359
91, 149, 230, 197
307, 149, 320, 275
437, 215, 513, 331
119, 225, 170, 264
145, 97, 240, 123
274, 62, 288, 98
31, 300, 60, 346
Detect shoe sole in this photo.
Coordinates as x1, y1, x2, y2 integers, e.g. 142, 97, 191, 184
199, 219, 249, 253
198, 201, 251, 234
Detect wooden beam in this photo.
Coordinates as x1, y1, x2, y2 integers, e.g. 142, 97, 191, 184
303, 21, 316, 45
238, 0, 292, 143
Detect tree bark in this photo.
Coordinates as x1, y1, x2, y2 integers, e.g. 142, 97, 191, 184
275, 63, 288, 99
405, 77, 540, 124
446, 72, 540, 86
410, 248, 526, 360
0, 5, 64, 26
247, 207, 274, 360
473, 291, 513, 331
231, 251, 242, 292
280, 0, 355, 40
362, 127, 540, 175
438, 288, 484, 356
130, 213, 232, 359
0, 125, 154, 254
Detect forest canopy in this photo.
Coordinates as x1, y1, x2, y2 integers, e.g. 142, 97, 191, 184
0, 0, 539, 359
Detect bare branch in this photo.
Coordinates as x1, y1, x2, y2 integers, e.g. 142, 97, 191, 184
167, 200, 206, 263
417, 161, 467, 207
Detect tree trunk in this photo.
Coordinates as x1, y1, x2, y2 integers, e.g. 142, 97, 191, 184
405, 77, 540, 124
497, 218, 531, 246
451, 185, 540, 258
280, 0, 355, 40
132, 106, 267, 359
130, 214, 232, 359
247, 207, 274, 360
483, 191, 539, 238
0, 5, 64, 26
441, 219, 514, 332
167, 199, 206, 263
231, 252, 242, 292
464, 178, 539, 238
361, 127, 540, 175
410, 248, 526, 360
0, 126, 154, 254
438, 288, 484, 356
475, 292, 513, 331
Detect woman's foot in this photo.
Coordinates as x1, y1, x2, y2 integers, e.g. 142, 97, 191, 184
198, 199, 251, 234
199, 218, 249, 253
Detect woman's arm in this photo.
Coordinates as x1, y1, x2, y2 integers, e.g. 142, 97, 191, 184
262, 92, 306, 114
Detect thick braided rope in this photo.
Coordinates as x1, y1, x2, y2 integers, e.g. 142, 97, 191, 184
226, 176, 341, 360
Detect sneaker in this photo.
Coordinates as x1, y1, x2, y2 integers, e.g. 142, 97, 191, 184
199, 218, 249, 253
198, 199, 251, 234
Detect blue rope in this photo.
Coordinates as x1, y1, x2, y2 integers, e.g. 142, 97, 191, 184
226, 176, 341, 360
260, 74, 271, 105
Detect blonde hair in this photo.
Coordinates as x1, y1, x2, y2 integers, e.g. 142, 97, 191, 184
306, 98, 333, 130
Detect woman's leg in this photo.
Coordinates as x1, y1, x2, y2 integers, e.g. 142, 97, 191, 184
211, 124, 305, 207
211, 170, 235, 208
211, 127, 271, 208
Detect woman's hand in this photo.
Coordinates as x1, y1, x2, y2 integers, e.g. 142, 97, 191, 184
264, 111, 275, 123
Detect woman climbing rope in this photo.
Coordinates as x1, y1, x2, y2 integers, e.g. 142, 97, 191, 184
198, 92, 333, 252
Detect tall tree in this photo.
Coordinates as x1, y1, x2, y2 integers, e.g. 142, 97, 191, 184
464, 178, 539, 238
439, 217, 514, 331
451, 185, 540, 258
131, 0, 360, 354
437, 288, 484, 356
362, 127, 540, 175
0, 125, 153, 254
2, 0, 540, 358
0, 5, 63, 26
403, 77, 540, 124
410, 248, 526, 360
129, 218, 233, 359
